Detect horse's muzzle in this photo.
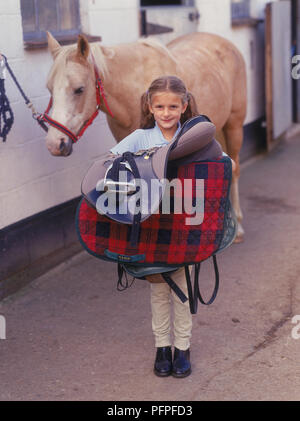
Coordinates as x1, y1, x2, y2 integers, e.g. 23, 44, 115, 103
60, 137, 73, 156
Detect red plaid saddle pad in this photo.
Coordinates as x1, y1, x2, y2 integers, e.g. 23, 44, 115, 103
76, 157, 232, 266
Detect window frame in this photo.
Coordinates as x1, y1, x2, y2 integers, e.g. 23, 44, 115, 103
231, 0, 250, 20
20, 0, 81, 43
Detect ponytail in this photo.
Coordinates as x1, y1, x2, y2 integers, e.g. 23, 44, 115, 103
140, 91, 155, 129
180, 92, 199, 124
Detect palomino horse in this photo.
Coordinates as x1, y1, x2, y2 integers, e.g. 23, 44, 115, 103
45, 32, 247, 242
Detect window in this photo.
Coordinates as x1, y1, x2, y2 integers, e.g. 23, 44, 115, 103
20, 0, 81, 43
141, 0, 181, 5
231, 0, 250, 20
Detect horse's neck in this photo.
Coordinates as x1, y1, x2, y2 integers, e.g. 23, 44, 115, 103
92, 44, 141, 93
90, 41, 178, 140
91, 43, 141, 132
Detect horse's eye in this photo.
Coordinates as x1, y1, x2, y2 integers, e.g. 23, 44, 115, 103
74, 87, 84, 95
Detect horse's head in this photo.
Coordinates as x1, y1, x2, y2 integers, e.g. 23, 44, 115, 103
45, 33, 98, 156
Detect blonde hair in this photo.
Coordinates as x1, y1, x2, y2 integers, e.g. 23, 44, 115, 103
140, 75, 199, 129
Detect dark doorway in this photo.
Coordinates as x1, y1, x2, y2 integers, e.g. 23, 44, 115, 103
141, 0, 182, 5
292, 0, 299, 122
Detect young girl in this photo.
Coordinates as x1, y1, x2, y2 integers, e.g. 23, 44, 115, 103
110, 75, 200, 378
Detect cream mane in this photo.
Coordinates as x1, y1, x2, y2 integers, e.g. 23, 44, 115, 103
89, 43, 110, 78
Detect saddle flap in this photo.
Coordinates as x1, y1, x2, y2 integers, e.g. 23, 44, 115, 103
81, 151, 116, 207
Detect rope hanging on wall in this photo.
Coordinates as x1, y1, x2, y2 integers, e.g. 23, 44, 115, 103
0, 54, 14, 142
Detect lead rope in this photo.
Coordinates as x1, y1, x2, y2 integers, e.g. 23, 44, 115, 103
0, 53, 48, 141
0, 54, 14, 141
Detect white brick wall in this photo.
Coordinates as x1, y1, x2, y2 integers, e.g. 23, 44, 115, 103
196, 0, 231, 35
80, 0, 140, 44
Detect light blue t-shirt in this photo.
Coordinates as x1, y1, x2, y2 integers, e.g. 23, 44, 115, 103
110, 122, 182, 155
110, 121, 228, 160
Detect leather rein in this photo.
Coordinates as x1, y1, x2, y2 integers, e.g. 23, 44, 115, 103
37, 58, 114, 143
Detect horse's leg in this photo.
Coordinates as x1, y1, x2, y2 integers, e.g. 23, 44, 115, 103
223, 119, 244, 243
215, 129, 227, 153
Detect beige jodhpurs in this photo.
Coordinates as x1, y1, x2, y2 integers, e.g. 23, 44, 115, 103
148, 267, 192, 351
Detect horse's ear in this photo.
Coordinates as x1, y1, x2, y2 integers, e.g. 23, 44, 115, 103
77, 34, 90, 60
47, 32, 61, 59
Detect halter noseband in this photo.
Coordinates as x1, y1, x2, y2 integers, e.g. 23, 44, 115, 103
37, 57, 113, 143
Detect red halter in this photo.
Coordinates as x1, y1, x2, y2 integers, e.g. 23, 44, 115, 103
38, 59, 114, 143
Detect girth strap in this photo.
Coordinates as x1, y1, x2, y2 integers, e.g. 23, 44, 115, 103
117, 264, 135, 291
161, 272, 188, 303
155, 256, 220, 314
185, 255, 220, 314
162, 256, 219, 313
116, 256, 220, 314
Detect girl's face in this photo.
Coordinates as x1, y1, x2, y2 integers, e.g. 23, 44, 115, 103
149, 91, 188, 140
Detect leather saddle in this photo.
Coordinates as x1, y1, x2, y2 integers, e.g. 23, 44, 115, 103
81, 115, 223, 245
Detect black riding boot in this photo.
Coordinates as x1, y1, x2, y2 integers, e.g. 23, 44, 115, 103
172, 347, 191, 378
153, 346, 172, 377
